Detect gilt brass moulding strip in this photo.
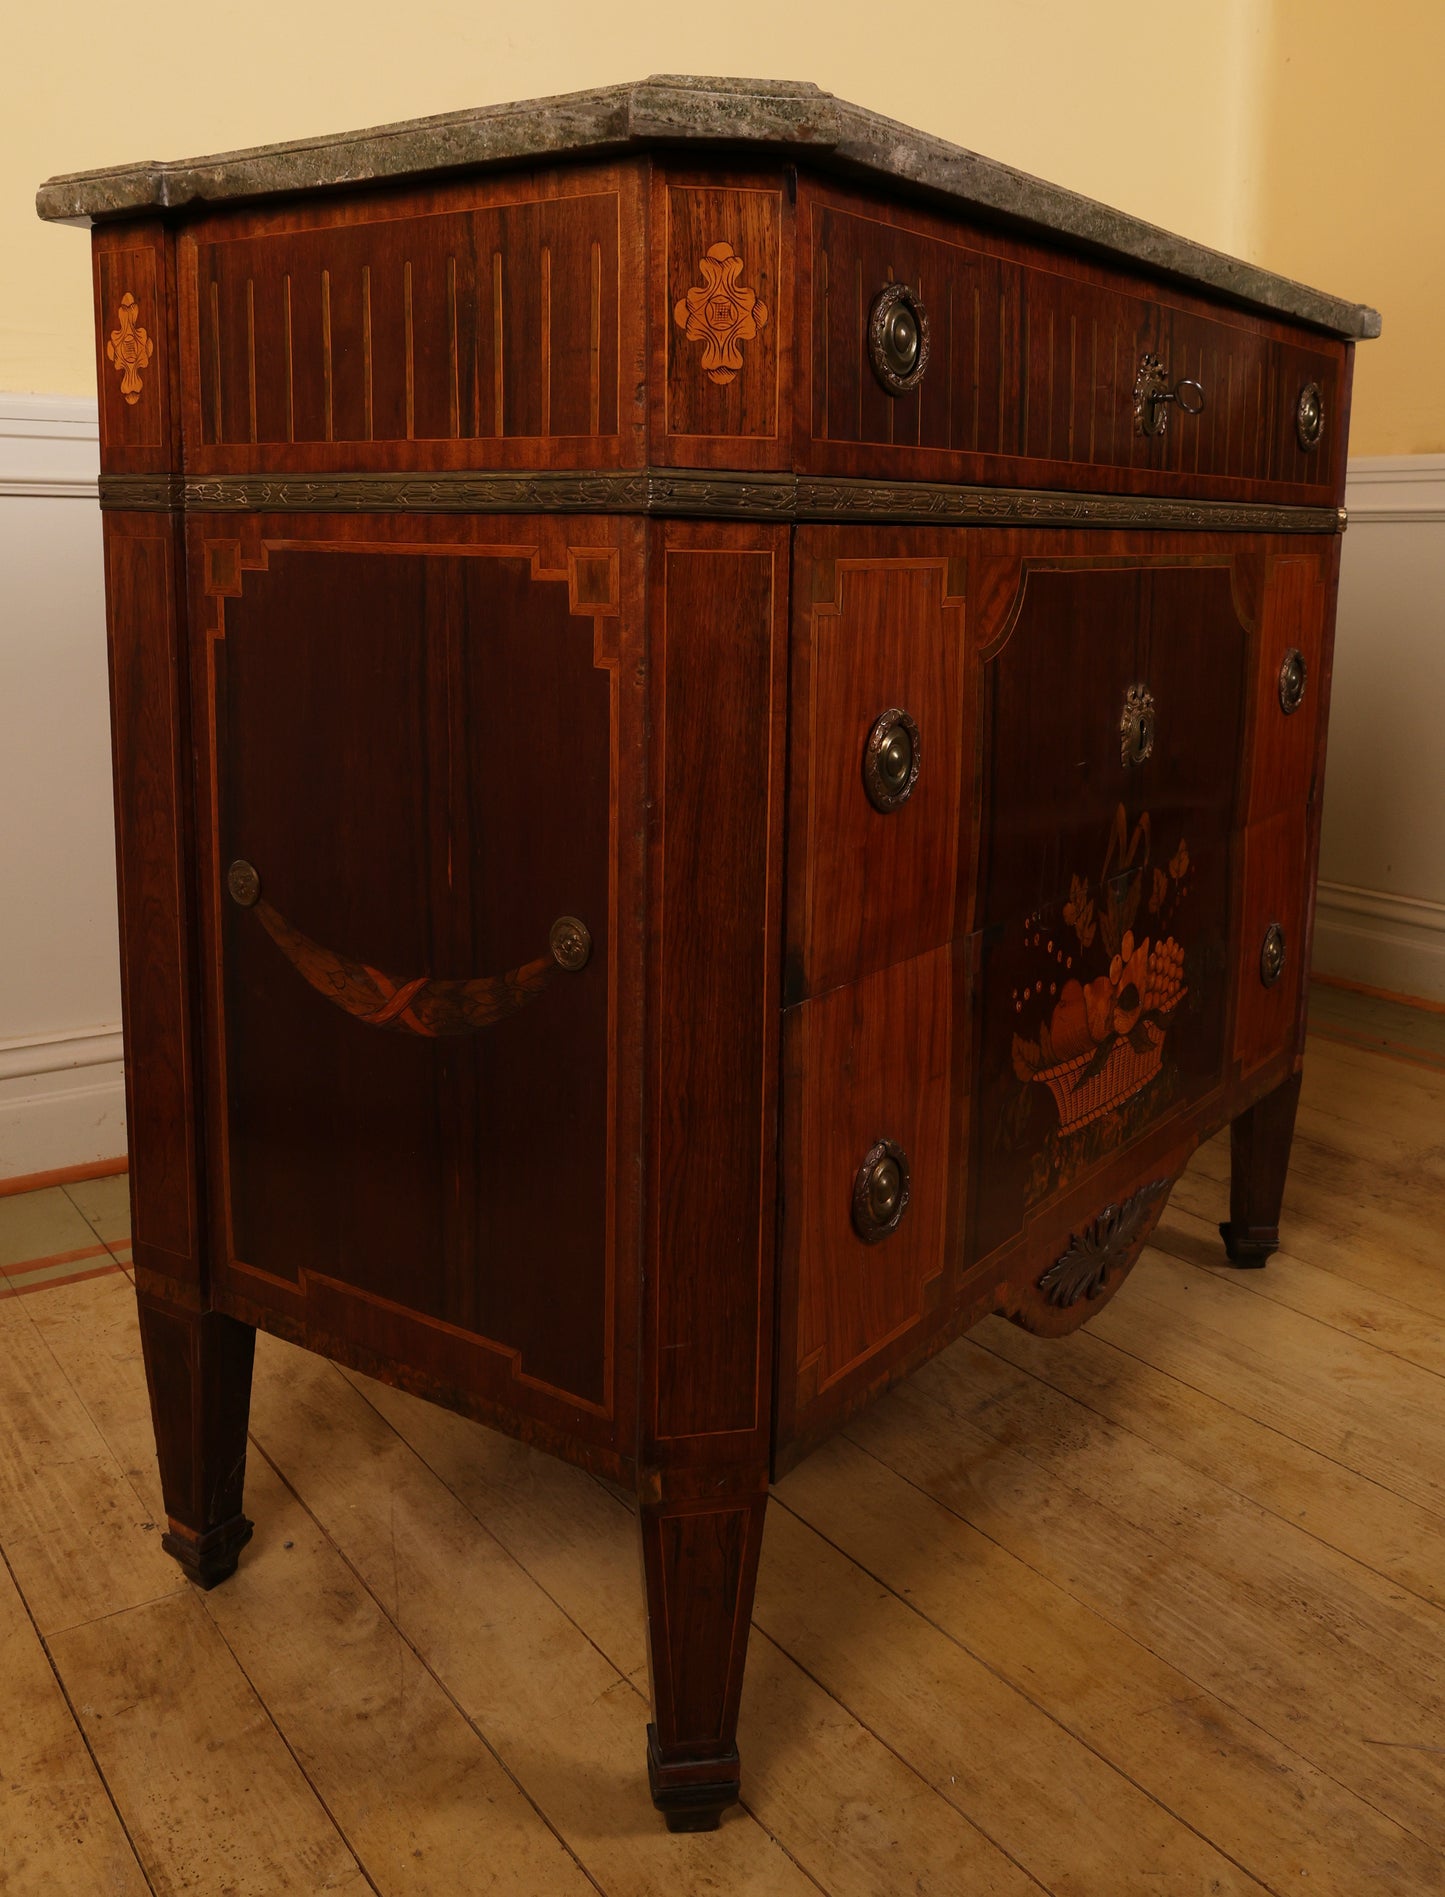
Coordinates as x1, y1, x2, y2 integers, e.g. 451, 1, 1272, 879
97, 470, 1348, 534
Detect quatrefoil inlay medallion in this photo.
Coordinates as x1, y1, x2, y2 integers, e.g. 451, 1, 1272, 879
106, 292, 155, 406
673, 242, 768, 386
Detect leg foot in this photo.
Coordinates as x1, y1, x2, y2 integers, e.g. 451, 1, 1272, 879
161, 1514, 255, 1590
137, 1294, 256, 1587
1217, 1221, 1279, 1267
639, 1480, 766, 1831
1218, 1069, 1302, 1270
646, 1725, 740, 1831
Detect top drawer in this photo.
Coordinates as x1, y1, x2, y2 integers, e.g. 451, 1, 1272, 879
174, 161, 648, 476
799, 179, 1347, 507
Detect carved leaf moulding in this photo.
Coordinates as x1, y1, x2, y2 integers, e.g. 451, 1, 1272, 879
96, 471, 1348, 534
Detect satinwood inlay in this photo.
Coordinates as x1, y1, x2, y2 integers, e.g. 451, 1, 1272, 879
673, 242, 768, 385
107, 291, 155, 405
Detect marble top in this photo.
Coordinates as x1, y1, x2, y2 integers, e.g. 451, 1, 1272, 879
36, 75, 1379, 340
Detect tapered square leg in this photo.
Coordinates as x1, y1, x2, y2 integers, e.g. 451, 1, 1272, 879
639, 1483, 767, 1832
1219, 1069, 1303, 1266
136, 1293, 257, 1588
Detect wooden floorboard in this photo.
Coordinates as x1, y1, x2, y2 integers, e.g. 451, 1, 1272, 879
977, 1295, 1445, 1614
889, 1337, 1445, 1838
2, 992, 1443, 1894
778, 1436, 1441, 1897
348, 1371, 1051, 1895
0, 1548, 152, 1897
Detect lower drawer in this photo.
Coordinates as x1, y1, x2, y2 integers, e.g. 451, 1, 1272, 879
777, 942, 961, 1445
772, 799, 1313, 1464
1235, 808, 1311, 1076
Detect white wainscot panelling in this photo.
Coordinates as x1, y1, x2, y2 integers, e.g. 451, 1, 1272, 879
1314, 456, 1445, 1004
0, 393, 126, 1179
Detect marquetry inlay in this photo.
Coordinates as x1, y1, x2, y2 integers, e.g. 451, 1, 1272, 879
107, 292, 155, 405
673, 242, 768, 385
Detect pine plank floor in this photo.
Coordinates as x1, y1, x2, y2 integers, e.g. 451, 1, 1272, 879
1, 982, 1442, 1895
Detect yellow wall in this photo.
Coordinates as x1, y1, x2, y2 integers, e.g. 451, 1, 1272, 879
8, 1, 1427, 453
1258, 0, 1443, 453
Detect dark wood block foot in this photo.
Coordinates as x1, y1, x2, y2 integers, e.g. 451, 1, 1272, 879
646, 1725, 740, 1830
1217, 1220, 1279, 1267
161, 1512, 255, 1589
1219, 1069, 1302, 1271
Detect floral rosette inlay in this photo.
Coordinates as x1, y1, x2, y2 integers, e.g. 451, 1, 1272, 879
1011, 805, 1191, 1137
673, 242, 768, 386
106, 292, 155, 406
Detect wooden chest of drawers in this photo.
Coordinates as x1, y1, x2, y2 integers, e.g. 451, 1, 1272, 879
39, 75, 1377, 1830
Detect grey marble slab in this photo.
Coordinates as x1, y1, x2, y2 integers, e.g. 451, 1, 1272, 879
36, 74, 1379, 339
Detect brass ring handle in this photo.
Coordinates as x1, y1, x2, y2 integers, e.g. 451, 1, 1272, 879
226, 859, 589, 1038
1278, 648, 1308, 715
1259, 922, 1287, 989
868, 283, 931, 396
1296, 381, 1325, 451
863, 708, 921, 812
853, 1138, 910, 1243
1134, 354, 1206, 436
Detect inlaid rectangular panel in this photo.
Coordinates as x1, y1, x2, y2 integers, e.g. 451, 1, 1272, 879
103, 515, 198, 1281
1244, 549, 1333, 825
970, 556, 1249, 1266
786, 529, 969, 1001
779, 941, 957, 1446
644, 523, 788, 1460
178, 164, 645, 473
189, 515, 644, 1462
654, 169, 791, 469
799, 179, 1347, 505
1234, 808, 1310, 1077
93, 221, 177, 470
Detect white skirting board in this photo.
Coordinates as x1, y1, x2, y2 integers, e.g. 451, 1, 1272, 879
1313, 881, 1445, 1003
0, 1030, 126, 1182
1315, 456, 1445, 1004
0, 393, 126, 1179
1, 400, 1442, 1180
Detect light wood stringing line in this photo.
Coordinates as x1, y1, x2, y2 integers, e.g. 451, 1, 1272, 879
283, 274, 294, 444
589, 239, 601, 438
321, 270, 333, 443
540, 246, 551, 439
209, 280, 222, 444
492, 251, 504, 439
245, 279, 257, 445
362, 265, 373, 442
404, 261, 414, 441
447, 256, 459, 440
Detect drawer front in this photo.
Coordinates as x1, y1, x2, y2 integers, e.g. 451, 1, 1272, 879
177, 162, 646, 474
979, 559, 1249, 929
785, 530, 969, 1000
787, 533, 1326, 1285
779, 943, 960, 1441
801, 180, 1347, 505
970, 551, 1251, 1265
1235, 808, 1311, 1077
189, 514, 644, 1452
1245, 550, 1333, 825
